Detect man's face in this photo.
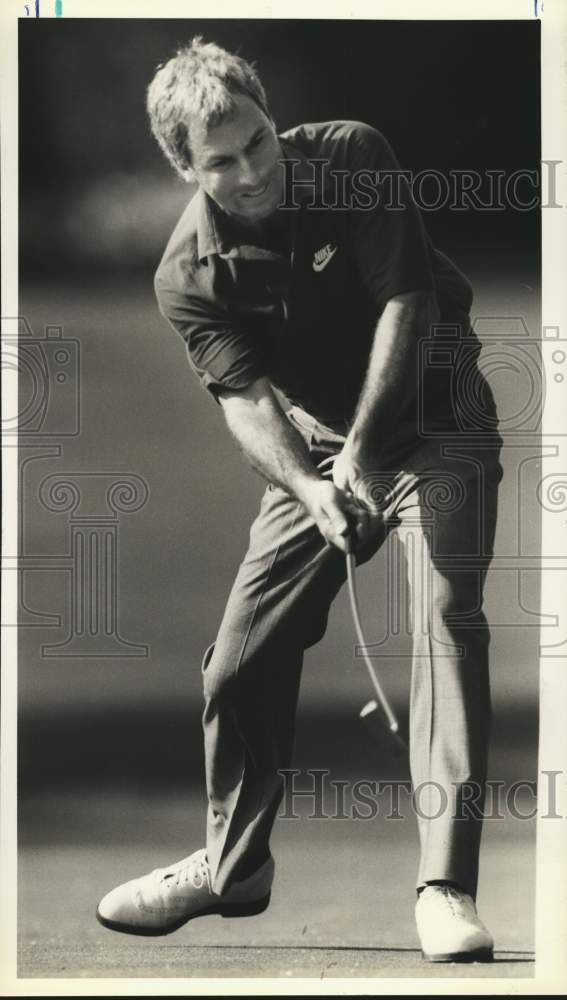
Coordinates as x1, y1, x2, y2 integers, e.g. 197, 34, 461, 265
188, 94, 283, 224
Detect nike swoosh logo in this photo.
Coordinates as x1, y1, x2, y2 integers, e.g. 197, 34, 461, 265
313, 245, 338, 272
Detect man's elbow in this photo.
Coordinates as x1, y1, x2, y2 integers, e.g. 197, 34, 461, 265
387, 289, 440, 330
217, 376, 276, 420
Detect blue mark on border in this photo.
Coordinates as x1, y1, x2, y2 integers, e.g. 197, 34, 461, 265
24, 0, 63, 14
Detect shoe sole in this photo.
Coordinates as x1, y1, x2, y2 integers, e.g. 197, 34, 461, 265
95, 891, 271, 937
422, 947, 493, 963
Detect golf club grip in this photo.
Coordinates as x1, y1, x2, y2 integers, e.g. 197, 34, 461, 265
345, 551, 400, 733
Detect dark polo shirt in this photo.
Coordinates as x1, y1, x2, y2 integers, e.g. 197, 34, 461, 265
155, 120, 478, 423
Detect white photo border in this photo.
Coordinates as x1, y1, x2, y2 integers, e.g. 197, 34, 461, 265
1, 0, 566, 995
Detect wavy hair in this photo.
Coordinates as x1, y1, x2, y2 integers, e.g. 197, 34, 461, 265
147, 36, 271, 179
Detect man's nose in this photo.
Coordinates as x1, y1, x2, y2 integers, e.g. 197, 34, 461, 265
237, 156, 263, 189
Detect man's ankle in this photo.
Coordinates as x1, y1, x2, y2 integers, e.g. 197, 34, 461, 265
234, 851, 270, 881
417, 879, 466, 897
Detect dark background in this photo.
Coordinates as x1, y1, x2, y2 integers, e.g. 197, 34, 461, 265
20, 19, 541, 276
18, 18, 541, 798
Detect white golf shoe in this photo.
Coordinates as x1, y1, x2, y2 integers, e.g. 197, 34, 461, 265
415, 884, 494, 962
96, 848, 273, 936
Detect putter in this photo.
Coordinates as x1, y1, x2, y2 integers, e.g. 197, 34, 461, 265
344, 534, 409, 757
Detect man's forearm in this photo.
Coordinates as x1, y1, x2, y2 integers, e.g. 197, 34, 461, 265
219, 378, 392, 554
348, 290, 438, 461
218, 377, 322, 505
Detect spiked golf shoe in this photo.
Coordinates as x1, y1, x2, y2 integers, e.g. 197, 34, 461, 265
416, 884, 494, 962
97, 848, 273, 936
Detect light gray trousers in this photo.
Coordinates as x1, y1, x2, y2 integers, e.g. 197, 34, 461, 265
201, 403, 503, 900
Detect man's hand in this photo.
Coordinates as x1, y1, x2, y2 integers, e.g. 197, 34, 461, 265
331, 439, 368, 497
329, 441, 385, 552
329, 291, 439, 537
299, 478, 373, 555
219, 377, 381, 555
220, 378, 368, 553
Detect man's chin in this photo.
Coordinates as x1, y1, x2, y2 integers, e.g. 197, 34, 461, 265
235, 199, 279, 225
237, 180, 283, 222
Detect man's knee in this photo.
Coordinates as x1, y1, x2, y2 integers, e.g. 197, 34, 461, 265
431, 571, 486, 624
201, 641, 238, 703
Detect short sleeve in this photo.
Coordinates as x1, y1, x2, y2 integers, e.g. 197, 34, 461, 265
154, 274, 267, 403
346, 125, 435, 311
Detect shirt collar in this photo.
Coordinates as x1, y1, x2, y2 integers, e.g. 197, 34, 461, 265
195, 135, 334, 264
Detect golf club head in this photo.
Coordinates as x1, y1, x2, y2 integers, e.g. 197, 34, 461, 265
360, 699, 409, 759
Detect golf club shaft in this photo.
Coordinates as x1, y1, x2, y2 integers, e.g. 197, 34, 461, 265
345, 549, 400, 734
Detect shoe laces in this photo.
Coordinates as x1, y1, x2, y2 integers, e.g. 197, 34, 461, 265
160, 849, 211, 891
427, 884, 467, 916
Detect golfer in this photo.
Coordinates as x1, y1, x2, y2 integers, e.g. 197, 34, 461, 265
97, 37, 503, 962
